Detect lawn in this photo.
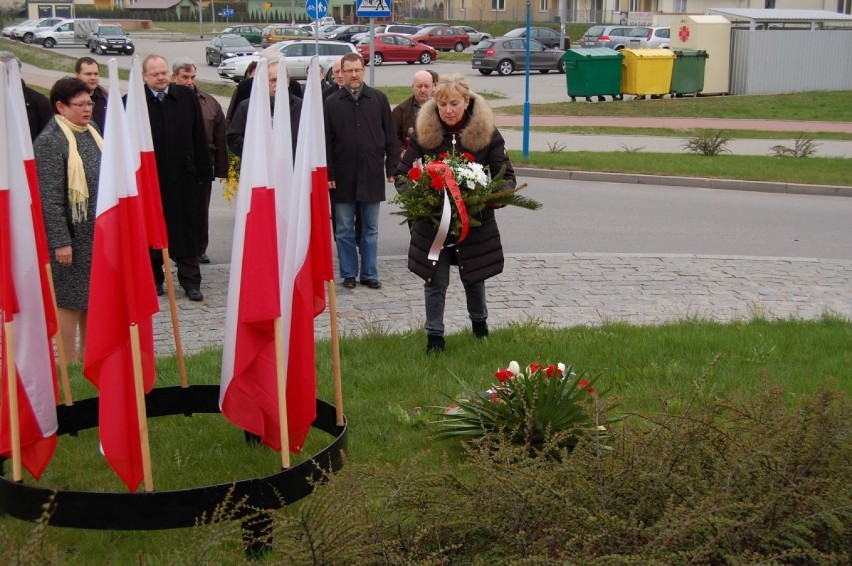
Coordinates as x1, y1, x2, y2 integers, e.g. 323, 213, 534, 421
0, 317, 849, 563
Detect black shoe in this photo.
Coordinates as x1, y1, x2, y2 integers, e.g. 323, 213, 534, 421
426, 335, 445, 354
197, 253, 211, 264
360, 279, 382, 289
472, 321, 489, 339
342, 277, 356, 289
156, 284, 165, 297
185, 288, 203, 302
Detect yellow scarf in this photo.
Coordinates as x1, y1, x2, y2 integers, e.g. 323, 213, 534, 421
55, 115, 104, 224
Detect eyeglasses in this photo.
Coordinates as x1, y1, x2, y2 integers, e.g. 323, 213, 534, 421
69, 101, 95, 109
342, 68, 364, 74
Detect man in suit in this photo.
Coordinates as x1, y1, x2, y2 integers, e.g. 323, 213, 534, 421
0, 51, 52, 141
142, 54, 212, 302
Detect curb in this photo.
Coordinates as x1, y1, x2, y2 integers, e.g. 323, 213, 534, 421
514, 167, 852, 198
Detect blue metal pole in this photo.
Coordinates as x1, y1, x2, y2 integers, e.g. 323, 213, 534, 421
523, 0, 531, 158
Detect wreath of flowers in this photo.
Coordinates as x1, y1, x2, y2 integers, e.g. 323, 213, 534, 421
390, 149, 540, 240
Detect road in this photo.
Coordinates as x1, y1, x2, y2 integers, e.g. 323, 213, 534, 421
204, 176, 852, 265
48, 37, 570, 107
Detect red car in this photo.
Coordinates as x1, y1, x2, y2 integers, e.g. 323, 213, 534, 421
410, 25, 470, 52
356, 33, 438, 65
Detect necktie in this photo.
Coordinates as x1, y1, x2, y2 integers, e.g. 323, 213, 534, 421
157, 91, 165, 102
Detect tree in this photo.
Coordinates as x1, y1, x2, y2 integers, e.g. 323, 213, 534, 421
0, 0, 25, 29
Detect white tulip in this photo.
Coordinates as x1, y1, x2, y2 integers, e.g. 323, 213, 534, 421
508, 360, 520, 376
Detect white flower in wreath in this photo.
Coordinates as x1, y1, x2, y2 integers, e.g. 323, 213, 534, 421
456, 162, 488, 190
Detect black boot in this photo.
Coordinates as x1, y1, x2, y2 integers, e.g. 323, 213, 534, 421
426, 335, 445, 354
472, 321, 489, 339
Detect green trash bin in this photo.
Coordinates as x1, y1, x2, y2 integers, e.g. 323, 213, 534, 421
670, 49, 709, 97
564, 48, 624, 102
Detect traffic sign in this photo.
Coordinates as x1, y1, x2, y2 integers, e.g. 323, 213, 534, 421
306, 0, 328, 20
356, 0, 390, 18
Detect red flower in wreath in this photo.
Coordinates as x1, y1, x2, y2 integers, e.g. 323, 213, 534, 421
438, 151, 449, 160
494, 369, 514, 382
462, 152, 475, 162
408, 166, 422, 182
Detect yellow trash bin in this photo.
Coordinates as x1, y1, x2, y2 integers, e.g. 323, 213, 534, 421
620, 48, 676, 97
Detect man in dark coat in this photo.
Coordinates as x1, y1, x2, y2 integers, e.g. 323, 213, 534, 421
142, 54, 212, 302
171, 57, 228, 265
324, 53, 399, 290
391, 69, 437, 152
75, 56, 108, 134
0, 51, 52, 141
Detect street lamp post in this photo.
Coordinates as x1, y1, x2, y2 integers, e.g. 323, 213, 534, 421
523, 0, 531, 158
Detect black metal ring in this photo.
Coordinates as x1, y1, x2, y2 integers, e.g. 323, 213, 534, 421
0, 385, 347, 530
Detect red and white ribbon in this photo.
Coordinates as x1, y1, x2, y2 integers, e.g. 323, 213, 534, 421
425, 161, 470, 260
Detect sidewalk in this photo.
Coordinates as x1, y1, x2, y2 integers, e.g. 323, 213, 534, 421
155, 254, 852, 356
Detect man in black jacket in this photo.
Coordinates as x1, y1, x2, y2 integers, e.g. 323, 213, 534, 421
142, 54, 212, 302
324, 53, 399, 290
0, 51, 52, 141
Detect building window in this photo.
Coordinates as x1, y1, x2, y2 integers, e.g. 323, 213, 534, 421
540, 0, 548, 11
492, 0, 505, 10
765, 0, 776, 8
839, 0, 851, 13
675, 0, 687, 12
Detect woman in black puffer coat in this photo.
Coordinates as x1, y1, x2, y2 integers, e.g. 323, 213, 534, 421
395, 73, 516, 354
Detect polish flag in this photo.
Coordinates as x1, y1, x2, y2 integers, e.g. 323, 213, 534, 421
219, 60, 283, 450
274, 57, 335, 453
125, 57, 168, 250
0, 63, 58, 480
5, 62, 58, 341
83, 59, 160, 492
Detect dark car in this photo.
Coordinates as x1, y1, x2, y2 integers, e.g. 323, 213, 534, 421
356, 33, 438, 66
325, 24, 370, 43
410, 25, 470, 52
88, 24, 135, 55
471, 37, 565, 76
220, 25, 263, 45
504, 26, 566, 49
205, 34, 257, 66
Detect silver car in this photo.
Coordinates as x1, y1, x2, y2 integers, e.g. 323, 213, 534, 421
12, 17, 65, 43
627, 27, 671, 49
472, 37, 565, 76
456, 25, 492, 45
218, 39, 355, 82
579, 25, 634, 50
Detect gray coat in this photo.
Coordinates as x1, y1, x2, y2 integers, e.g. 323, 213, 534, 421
323, 85, 399, 203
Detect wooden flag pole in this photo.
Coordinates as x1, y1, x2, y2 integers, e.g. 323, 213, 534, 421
273, 317, 290, 469
3, 319, 23, 482
327, 281, 344, 427
44, 265, 72, 406
128, 323, 154, 492
160, 248, 188, 388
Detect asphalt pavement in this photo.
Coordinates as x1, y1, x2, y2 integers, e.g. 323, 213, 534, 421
14, 62, 852, 354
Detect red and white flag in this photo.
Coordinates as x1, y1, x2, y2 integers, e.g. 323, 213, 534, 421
5, 61, 58, 341
219, 60, 283, 450
274, 57, 335, 453
83, 59, 160, 492
125, 56, 168, 250
0, 62, 58, 480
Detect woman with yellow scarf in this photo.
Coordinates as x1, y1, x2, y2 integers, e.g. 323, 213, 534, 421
34, 76, 103, 363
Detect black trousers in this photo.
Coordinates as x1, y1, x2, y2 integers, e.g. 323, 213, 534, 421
150, 249, 201, 291
198, 180, 212, 254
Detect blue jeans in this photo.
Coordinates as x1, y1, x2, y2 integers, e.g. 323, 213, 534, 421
334, 201, 379, 281
424, 246, 487, 337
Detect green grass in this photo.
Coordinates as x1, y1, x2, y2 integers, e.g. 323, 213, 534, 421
497, 90, 852, 122
512, 125, 852, 141
1, 318, 849, 563
509, 150, 852, 186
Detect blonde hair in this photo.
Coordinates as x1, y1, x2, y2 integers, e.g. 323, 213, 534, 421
433, 73, 472, 102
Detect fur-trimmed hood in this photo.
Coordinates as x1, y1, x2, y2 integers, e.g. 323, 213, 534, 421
414, 93, 495, 153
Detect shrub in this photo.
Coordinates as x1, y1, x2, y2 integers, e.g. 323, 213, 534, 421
770, 134, 820, 158
682, 130, 732, 156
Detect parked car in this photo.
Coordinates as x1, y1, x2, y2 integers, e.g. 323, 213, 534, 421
317, 24, 342, 38
350, 25, 386, 44
218, 39, 356, 82
471, 37, 565, 76
260, 24, 313, 48
504, 26, 566, 49
325, 24, 370, 43
12, 17, 65, 43
87, 23, 134, 55
627, 26, 670, 49
385, 23, 421, 35
205, 34, 257, 66
34, 19, 107, 50
455, 25, 492, 45
579, 25, 633, 50
356, 33, 437, 66
410, 25, 469, 52
2, 20, 34, 38
219, 25, 263, 45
